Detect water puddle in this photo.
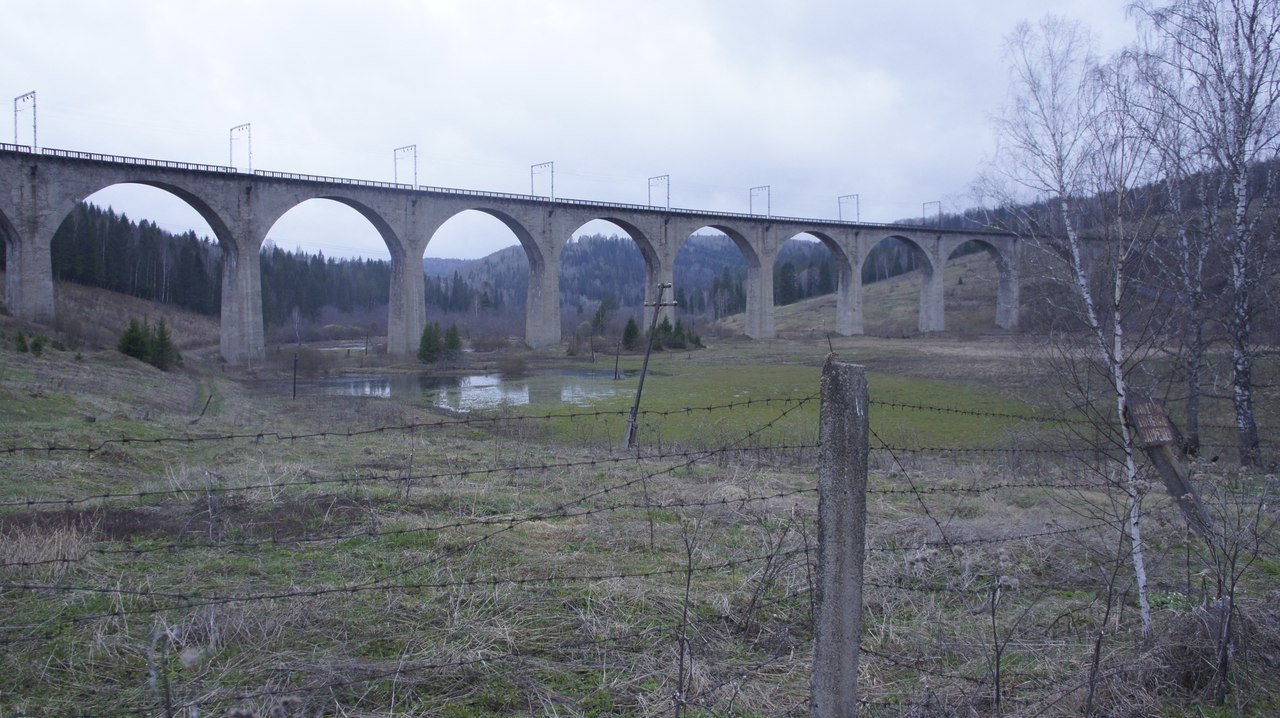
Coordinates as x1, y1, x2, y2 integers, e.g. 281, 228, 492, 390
266, 368, 635, 411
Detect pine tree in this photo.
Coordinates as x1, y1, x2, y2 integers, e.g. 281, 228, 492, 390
621, 318, 641, 351
443, 323, 462, 360
418, 322, 441, 363
118, 319, 150, 362
148, 319, 179, 370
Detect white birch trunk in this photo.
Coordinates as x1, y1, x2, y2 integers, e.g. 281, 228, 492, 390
1059, 197, 1154, 641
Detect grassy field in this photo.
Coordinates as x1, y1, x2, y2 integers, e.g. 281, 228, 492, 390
1, 282, 1278, 717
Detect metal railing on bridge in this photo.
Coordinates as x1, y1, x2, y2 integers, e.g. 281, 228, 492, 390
254, 168, 414, 191
0, 144, 1009, 235
33, 146, 238, 174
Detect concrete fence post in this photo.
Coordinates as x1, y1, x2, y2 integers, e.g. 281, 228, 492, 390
810, 358, 868, 718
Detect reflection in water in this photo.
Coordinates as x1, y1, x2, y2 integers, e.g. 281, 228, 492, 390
276, 369, 633, 412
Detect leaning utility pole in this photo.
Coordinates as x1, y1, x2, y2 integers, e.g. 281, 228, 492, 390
623, 283, 676, 449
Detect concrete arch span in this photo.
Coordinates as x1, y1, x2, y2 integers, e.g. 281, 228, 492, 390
941, 236, 1019, 330
421, 205, 555, 350
253, 191, 423, 357
420, 206, 673, 350
562, 216, 671, 326
772, 230, 860, 337
855, 231, 1019, 334
0, 168, 266, 361
673, 223, 772, 338
866, 234, 943, 333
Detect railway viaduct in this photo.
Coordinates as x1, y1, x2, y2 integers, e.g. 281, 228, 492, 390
0, 144, 1020, 364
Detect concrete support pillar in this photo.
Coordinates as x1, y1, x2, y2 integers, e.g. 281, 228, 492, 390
1, 164, 56, 325
745, 257, 775, 339
918, 263, 945, 333
387, 237, 427, 357
218, 238, 265, 365
525, 259, 560, 348
3, 232, 54, 325
835, 260, 861, 336
521, 208, 573, 349
644, 260, 676, 326
996, 263, 1019, 330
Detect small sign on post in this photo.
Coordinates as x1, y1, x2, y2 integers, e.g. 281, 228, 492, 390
1128, 398, 1179, 448
1125, 398, 1213, 539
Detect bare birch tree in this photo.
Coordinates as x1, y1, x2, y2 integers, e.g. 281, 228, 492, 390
1126, 47, 1217, 456
1130, 0, 1280, 466
989, 15, 1160, 640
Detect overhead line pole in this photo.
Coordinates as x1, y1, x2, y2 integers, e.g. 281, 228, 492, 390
230, 123, 252, 172
624, 283, 676, 449
14, 91, 36, 149
648, 174, 670, 209
923, 200, 941, 226
531, 161, 554, 199
838, 194, 859, 222
750, 185, 771, 217
394, 144, 417, 186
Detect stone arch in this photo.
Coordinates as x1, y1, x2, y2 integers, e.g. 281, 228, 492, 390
860, 233, 942, 334
673, 224, 769, 338
255, 196, 404, 351
433, 207, 544, 273
35, 178, 259, 360
259, 195, 400, 259
49, 180, 236, 251
560, 217, 660, 342
424, 206, 554, 348
566, 216, 659, 279
942, 237, 1018, 330
771, 230, 856, 336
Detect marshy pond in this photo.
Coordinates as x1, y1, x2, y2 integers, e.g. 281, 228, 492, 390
265, 367, 637, 412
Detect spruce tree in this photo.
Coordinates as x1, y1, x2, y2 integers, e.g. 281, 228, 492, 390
443, 323, 462, 360
148, 319, 179, 370
418, 322, 441, 363
621, 318, 641, 351
118, 319, 150, 362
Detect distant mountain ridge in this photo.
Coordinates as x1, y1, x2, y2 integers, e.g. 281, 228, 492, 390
422, 257, 472, 278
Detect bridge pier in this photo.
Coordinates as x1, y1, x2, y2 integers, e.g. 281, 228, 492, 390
218, 239, 265, 365
0, 159, 57, 325
835, 259, 861, 336
745, 259, 775, 339
918, 260, 946, 333
526, 261, 560, 348
3, 232, 55, 325
996, 259, 1020, 330
387, 237, 428, 358
520, 208, 569, 349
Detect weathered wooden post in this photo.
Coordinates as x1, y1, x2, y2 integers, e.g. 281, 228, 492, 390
1127, 397, 1213, 539
810, 357, 869, 718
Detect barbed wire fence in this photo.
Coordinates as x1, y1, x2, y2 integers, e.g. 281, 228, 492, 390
0, 361, 1270, 717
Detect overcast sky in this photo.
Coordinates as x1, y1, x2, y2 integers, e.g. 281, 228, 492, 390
4, 0, 1135, 260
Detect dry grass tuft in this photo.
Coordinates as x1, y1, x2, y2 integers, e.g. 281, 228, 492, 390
0, 523, 90, 580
